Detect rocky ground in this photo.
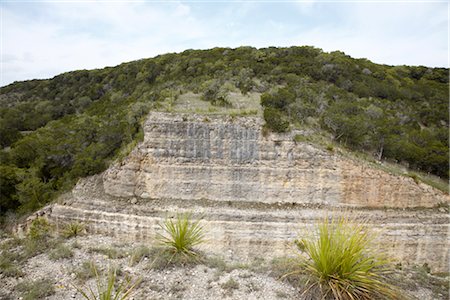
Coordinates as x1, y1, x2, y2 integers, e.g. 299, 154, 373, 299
0, 232, 448, 300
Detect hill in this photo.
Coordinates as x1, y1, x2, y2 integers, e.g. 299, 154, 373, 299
0, 46, 448, 219
1, 111, 448, 300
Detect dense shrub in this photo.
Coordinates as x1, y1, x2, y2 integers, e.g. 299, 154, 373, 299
263, 108, 290, 133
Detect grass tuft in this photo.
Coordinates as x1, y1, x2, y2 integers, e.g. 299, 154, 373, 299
0, 251, 24, 277
145, 246, 205, 270
289, 216, 402, 300
62, 221, 85, 238
221, 278, 240, 291
49, 243, 73, 260
16, 278, 55, 300
129, 245, 151, 266
157, 213, 205, 258
72, 264, 140, 300
73, 261, 98, 282
88, 246, 127, 259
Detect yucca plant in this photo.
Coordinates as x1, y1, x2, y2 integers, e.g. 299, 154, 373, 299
156, 213, 205, 258
62, 221, 85, 238
73, 264, 140, 300
290, 216, 401, 300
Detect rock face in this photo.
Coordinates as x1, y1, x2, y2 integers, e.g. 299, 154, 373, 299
49, 112, 449, 271
104, 112, 446, 208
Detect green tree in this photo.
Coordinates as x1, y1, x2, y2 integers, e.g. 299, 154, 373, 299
15, 170, 54, 212
263, 107, 290, 133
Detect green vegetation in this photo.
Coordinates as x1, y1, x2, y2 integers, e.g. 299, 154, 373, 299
145, 213, 207, 269
0, 249, 24, 277
62, 221, 86, 238
15, 278, 55, 300
271, 50, 447, 178
49, 243, 73, 260
157, 213, 205, 258
0, 46, 448, 221
288, 217, 400, 300
88, 246, 128, 259
129, 245, 151, 266
73, 265, 140, 300
263, 107, 290, 132
405, 265, 449, 299
27, 217, 53, 241
73, 261, 99, 282
221, 278, 240, 291
0, 218, 59, 279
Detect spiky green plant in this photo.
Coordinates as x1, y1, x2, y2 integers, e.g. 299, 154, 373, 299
157, 213, 205, 257
62, 221, 85, 238
290, 216, 401, 300
73, 264, 140, 300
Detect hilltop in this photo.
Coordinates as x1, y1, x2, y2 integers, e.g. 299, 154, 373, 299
0, 46, 449, 300
0, 45, 448, 219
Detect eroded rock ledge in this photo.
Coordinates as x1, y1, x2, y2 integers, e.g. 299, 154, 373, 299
49, 112, 448, 271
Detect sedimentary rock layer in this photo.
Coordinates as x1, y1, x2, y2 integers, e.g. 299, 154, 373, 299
104, 112, 447, 208
47, 112, 448, 271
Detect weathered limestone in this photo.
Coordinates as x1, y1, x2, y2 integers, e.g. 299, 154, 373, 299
104, 112, 447, 208
48, 112, 449, 271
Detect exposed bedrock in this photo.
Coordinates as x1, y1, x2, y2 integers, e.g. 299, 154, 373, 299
104, 112, 446, 208
49, 112, 448, 271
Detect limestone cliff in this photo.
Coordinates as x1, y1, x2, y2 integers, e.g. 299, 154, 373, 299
104, 112, 446, 208
48, 112, 449, 271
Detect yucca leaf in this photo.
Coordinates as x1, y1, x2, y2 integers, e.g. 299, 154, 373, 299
291, 216, 402, 300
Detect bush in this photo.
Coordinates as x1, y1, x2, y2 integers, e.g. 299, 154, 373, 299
290, 216, 400, 300
263, 107, 290, 133
27, 217, 53, 241
260, 87, 295, 110
62, 221, 85, 238
23, 237, 56, 259
201, 79, 231, 107
49, 244, 73, 260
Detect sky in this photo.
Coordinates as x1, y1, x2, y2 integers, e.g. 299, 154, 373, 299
1, 1, 448, 86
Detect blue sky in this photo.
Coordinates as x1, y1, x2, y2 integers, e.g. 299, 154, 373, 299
1, 1, 448, 86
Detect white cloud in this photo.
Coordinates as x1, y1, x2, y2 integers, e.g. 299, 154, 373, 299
263, 2, 448, 67
173, 2, 191, 17
1, 2, 447, 86
293, 1, 318, 15
2, 2, 208, 85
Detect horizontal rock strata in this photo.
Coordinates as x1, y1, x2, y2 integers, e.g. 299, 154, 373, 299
48, 112, 448, 271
